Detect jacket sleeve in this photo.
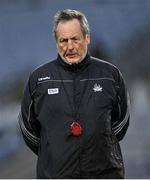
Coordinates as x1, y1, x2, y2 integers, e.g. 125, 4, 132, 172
111, 70, 130, 141
18, 75, 40, 155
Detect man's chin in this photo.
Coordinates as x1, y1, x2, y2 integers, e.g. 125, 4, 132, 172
66, 58, 81, 65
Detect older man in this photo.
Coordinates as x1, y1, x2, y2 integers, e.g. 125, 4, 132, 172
19, 9, 130, 178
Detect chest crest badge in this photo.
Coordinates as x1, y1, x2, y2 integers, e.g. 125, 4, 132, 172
93, 83, 103, 92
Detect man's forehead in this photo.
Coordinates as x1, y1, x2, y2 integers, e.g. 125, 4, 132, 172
57, 18, 80, 26
56, 22, 83, 39
57, 32, 83, 39
57, 19, 81, 32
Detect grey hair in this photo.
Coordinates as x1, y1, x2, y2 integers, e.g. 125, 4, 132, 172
53, 9, 90, 40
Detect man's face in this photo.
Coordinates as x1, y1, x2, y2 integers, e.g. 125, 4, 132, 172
56, 19, 90, 64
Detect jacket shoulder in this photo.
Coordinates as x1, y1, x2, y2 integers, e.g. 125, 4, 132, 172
33, 59, 56, 74
89, 56, 124, 86
91, 56, 115, 67
26, 59, 57, 91
29, 59, 57, 81
90, 56, 120, 73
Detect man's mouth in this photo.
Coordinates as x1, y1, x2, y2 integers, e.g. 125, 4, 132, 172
67, 54, 78, 58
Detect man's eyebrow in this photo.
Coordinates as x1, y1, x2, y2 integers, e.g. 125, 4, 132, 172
59, 38, 68, 42
58, 35, 81, 42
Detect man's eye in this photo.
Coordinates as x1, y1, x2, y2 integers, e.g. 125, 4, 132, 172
72, 38, 79, 41
60, 39, 67, 43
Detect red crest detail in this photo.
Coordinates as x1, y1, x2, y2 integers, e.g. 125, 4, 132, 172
71, 122, 82, 136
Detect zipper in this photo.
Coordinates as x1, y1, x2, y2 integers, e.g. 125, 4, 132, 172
57, 64, 89, 177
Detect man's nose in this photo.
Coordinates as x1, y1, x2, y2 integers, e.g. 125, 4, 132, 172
67, 40, 74, 50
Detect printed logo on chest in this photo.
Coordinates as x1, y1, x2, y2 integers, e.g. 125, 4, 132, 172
48, 88, 59, 95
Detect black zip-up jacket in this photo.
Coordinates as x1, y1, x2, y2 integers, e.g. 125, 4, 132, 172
19, 53, 130, 179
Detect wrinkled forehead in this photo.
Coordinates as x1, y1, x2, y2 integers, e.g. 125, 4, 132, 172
56, 19, 83, 37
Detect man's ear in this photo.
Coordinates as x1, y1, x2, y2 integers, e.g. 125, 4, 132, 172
86, 34, 90, 45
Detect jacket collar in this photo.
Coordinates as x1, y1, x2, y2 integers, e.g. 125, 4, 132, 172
57, 52, 91, 72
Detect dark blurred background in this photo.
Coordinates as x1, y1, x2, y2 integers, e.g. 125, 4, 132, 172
0, 0, 150, 178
